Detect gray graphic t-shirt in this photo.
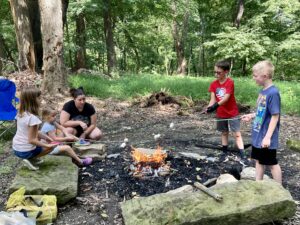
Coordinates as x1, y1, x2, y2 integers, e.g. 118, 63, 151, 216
252, 85, 281, 149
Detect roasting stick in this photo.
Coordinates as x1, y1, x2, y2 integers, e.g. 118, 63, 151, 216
194, 182, 223, 202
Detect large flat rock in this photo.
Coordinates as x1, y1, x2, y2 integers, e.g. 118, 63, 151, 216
121, 180, 296, 225
73, 143, 107, 161
9, 155, 78, 205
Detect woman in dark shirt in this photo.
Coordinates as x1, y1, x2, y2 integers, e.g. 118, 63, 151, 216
60, 87, 102, 140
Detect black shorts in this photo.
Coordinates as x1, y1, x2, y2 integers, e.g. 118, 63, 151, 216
251, 146, 278, 165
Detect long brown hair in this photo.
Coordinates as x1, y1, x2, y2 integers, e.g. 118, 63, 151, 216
19, 87, 41, 116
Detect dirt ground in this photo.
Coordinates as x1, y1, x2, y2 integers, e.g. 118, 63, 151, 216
1, 96, 300, 225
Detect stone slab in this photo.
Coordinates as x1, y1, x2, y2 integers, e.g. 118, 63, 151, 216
73, 143, 107, 161
121, 180, 296, 225
9, 155, 78, 205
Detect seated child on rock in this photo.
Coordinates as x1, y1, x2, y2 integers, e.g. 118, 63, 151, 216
41, 108, 79, 143
12, 88, 92, 171
40, 108, 92, 167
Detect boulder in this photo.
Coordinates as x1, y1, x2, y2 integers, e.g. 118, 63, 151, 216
286, 139, 300, 152
121, 180, 296, 225
9, 155, 78, 205
73, 143, 107, 161
216, 174, 238, 185
241, 167, 270, 180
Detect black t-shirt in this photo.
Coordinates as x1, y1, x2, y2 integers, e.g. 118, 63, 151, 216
62, 100, 95, 126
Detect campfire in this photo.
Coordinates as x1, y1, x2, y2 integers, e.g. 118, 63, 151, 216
130, 146, 170, 177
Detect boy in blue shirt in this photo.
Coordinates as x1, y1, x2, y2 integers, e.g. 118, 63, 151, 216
242, 60, 282, 184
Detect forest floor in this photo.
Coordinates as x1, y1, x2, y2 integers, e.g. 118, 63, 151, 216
1, 94, 300, 225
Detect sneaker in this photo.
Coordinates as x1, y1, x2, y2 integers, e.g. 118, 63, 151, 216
30, 157, 44, 165
23, 159, 39, 171
239, 158, 251, 167
81, 157, 93, 166
219, 152, 228, 162
75, 139, 90, 146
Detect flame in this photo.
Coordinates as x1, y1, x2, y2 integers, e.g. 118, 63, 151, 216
131, 146, 167, 164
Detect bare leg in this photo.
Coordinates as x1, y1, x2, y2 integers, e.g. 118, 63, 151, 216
255, 160, 265, 181
36, 147, 55, 157
221, 131, 229, 146
234, 131, 244, 150
88, 127, 102, 140
56, 145, 82, 165
270, 164, 282, 184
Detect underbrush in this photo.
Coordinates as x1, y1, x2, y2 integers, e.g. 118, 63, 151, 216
69, 74, 300, 115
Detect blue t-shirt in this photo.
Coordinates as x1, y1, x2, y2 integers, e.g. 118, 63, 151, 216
41, 122, 56, 134
252, 85, 281, 149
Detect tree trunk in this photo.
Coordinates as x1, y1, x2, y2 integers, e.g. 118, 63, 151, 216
65, 18, 74, 70
39, 0, 66, 94
234, 0, 244, 28
75, 12, 87, 70
171, 0, 189, 75
0, 35, 4, 73
123, 29, 140, 73
9, 0, 35, 71
103, 0, 116, 76
27, 0, 43, 71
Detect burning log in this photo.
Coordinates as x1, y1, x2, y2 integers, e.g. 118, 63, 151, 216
194, 182, 223, 202
130, 146, 170, 177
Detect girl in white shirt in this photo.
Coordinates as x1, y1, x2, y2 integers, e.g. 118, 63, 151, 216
12, 88, 92, 170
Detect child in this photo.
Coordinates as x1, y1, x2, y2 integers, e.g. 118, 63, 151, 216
241, 60, 282, 184
206, 60, 246, 160
41, 108, 79, 143
12, 87, 92, 171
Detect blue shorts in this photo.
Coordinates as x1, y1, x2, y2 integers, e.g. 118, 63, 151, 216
14, 147, 43, 159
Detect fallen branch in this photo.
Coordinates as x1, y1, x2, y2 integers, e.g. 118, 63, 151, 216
203, 178, 217, 187
194, 182, 223, 202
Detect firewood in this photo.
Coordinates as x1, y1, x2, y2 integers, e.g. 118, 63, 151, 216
194, 182, 223, 201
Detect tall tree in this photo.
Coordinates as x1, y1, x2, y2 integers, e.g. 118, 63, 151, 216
9, 0, 35, 71
75, 11, 87, 70
171, 0, 189, 75
103, 0, 117, 76
39, 0, 66, 94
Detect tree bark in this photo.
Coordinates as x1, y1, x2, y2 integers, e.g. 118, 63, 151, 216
103, 0, 116, 76
234, 0, 244, 29
0, 35, 4, 73
39, 0, 66, 94
171, 0, 189, 75
75, 12, 87, 70
9, 0, 36, 71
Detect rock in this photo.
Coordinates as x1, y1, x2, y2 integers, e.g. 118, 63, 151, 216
216, 174, 238, 185
241, 167, 270, 180
121, 180, 296, 225
73, 143, 107, 161
287, 139, 300, 152
9, 155, 78, 205
178, 152, 206, 160
166, 185, 193, 195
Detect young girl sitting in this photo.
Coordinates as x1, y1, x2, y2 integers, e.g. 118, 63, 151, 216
41, 108, 79, 143
12, 87, 92, 171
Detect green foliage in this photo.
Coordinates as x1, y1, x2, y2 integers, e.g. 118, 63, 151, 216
204, 27, 272, 70
69, 74, 300, 115
3, 0, 300, 79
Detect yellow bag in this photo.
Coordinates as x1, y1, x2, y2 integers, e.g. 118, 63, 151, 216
6, 187, 57, 225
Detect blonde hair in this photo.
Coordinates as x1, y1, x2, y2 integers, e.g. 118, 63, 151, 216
252, 60, 274, 79
19, 87, 41, 116
42, 108, 57, 120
